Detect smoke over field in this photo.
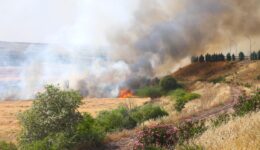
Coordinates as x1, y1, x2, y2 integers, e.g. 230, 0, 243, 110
0, 0, 260, 99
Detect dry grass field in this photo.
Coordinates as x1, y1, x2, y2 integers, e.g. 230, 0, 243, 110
0, 98, 150, 143
193, 111, 260, 150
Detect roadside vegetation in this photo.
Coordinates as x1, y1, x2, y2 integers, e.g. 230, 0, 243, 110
169, 89, 200, 112
0, 85, 167, 150
136, 75, 181, 98
0, 141, 17, 150
132, 90, 260, 150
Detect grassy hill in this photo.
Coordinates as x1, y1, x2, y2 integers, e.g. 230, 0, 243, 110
0, 61, 259, 150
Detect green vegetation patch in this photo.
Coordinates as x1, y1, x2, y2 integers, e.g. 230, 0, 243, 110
135, 86, 163, 98
96, 107, 137, 132
160, 75, 180, 92
18, 85, 105, 150
256, 75, 260, 80
169, 89, 201, 112
0, 141, 17, 150
96, 104, 168, 132
234, 92, 260, 116
211, 113, 230, 127
209, 76, 225, 84
130, 104, 168, 124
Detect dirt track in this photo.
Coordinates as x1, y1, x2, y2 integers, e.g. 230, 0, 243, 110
106, 85, 244, 150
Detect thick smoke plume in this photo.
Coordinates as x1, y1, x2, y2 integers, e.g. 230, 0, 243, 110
1, 0, 260, 99
111, 0, 260, 79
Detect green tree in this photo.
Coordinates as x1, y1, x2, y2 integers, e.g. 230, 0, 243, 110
239, 52, 245, 61
250, 51, 258, 60
232, 54, 236, 61
226, 53, 231, 61
19, 85, 82, 146
205, 54, 212, 62
191, 56, 198, 63
199, 55, 205, 62
160, 76, 179, 92
258, 50, 260, 60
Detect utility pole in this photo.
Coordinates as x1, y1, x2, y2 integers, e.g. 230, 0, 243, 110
229, 39, 232, 54
233, 41, 238, 56
246, 36, 252, 55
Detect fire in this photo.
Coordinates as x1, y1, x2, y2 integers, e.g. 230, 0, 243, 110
118, 89, 133, 98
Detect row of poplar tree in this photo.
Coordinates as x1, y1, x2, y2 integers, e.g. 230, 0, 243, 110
191, 50, 260, 63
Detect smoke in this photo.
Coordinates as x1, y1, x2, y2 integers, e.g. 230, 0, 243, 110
110, 0, 260, 77
1, 0, 260, 99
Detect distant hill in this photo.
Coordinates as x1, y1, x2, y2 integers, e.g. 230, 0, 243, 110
0, 41, 48, 66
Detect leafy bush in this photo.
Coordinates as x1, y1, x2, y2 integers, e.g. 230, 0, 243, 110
160, 76, 180, 92
234, 92, 260, 116
133, 125, 179, 150
96, 104, 168, 132
20, 132, 73, 150
19, 85, 82, 145
131, 104, 168, 124
0, 141, 17, 150
211, 113, 230, 127
209, 76, 225, 84
18, 85, 105, 150
177, 121, 207, 144
136, 86, 163, 98
169, 89, 200, 112
133, 121, 206, 149
74, 113, 105, 149
96, 107, 137, 132
256, 75, 260, 80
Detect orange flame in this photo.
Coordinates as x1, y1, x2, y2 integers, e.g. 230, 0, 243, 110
118, 89, 133, 98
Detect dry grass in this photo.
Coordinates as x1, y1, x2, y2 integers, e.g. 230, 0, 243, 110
151, 82, 235, 125
0, 98, 150, 143
173, 61, 237, 83
193, 111, 260, 150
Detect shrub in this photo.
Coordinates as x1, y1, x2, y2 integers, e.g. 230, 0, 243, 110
178, 121, 207, 144
20, 132, 73, 150
256, 75, 260, 80
18, 85, 82, 148
211, 113, 230, 127
18, 85, 105, 149
96, 107, 137, 132
209, 76, 225, 84
136, 86, 163, 98
178, 144, 203, 150
234, 92, 260, 116
169, 89, 200, 112
160, 76, 179, 92
0, 141, 17, 150
74, 113, 105, 149
133, 125, 179, 150
131, 104, 168, 124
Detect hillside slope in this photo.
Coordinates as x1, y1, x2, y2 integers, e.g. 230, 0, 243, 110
107, 61, 260, 150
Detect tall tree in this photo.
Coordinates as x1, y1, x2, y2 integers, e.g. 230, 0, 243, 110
250, 51, 258, 60
226, 53, 231, 61
239, 52, 245, 61
199, 55, 205, 62
191, 56, 199, 63
232, 54, 236, 61
205, 54, 212, 62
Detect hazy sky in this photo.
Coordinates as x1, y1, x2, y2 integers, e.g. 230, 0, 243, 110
0, 0, 139, 47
